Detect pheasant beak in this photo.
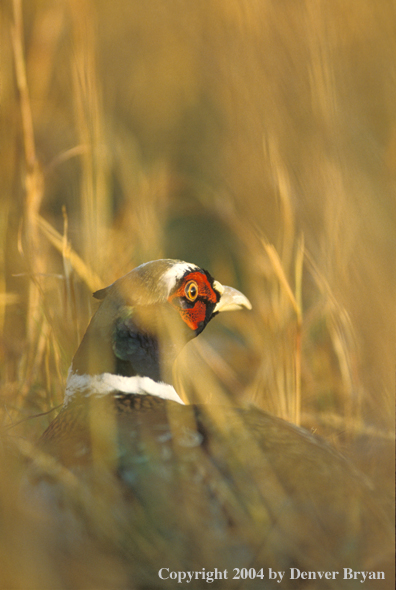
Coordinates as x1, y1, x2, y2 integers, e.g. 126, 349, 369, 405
213, 281, 252, 313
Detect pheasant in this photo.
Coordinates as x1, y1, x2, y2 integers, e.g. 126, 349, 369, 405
33, 259, 392, 589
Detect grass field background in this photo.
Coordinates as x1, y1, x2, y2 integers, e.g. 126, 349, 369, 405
0, 0, 394, 586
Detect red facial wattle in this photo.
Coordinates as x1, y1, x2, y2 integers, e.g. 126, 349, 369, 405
167, 271, 219, 332
179, 300, 207, 331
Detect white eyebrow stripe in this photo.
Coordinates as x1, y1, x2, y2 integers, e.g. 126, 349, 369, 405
161, 262, 200, 295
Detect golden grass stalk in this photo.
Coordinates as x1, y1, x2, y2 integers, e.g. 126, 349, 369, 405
36, 213, 103, 293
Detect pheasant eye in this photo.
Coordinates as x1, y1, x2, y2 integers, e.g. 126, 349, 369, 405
185, 280, 198, 302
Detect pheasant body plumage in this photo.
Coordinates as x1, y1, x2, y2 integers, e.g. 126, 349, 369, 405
31, 260, 392, 589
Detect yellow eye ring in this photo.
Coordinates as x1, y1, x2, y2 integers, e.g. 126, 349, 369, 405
185, 280, 198, 302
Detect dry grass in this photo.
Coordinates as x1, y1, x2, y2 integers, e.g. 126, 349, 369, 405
0, 0, 394, 587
